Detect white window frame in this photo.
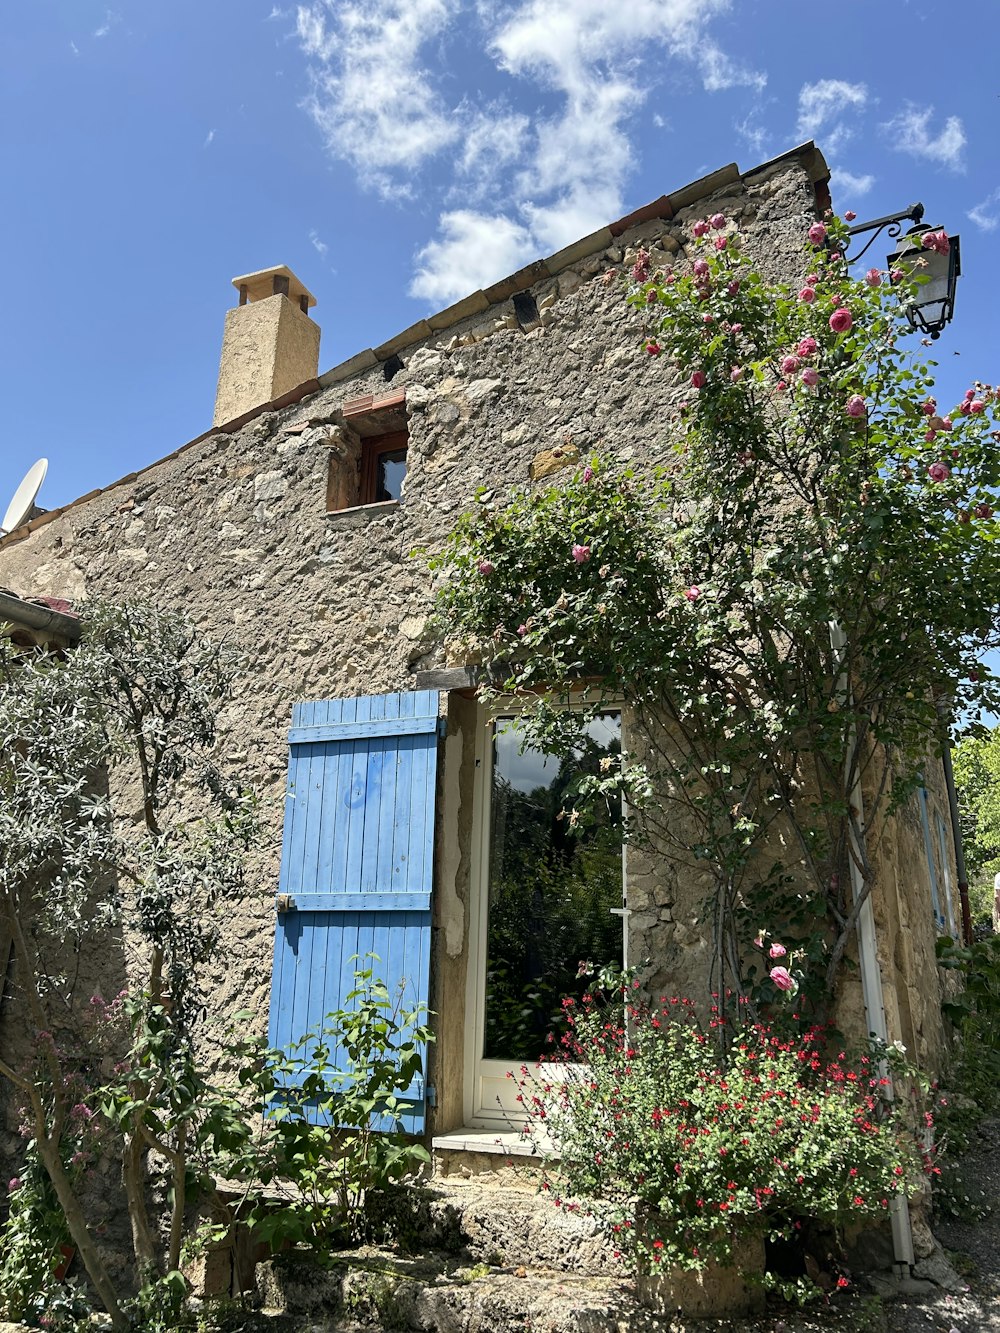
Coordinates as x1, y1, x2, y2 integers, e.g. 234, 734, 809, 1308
462, 697, 627, 1128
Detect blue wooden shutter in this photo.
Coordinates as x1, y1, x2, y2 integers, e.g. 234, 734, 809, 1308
267, 691, 439, 1133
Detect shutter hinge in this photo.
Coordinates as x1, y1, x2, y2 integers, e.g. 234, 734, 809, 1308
437, 717, 448, 739
276, 893, 295, 913
426, 1084, 437, 1108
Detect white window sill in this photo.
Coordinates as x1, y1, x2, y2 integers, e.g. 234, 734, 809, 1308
431, 1128, 543, 1157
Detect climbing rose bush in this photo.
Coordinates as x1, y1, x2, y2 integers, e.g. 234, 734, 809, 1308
431, 207, 1000, 1016
518, 989, 922, 1276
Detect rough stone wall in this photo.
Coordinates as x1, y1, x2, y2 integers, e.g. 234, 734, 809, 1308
0, 151, 950, 1137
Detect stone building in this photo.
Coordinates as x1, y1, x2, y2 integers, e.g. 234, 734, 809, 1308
0, 141, 962, 1187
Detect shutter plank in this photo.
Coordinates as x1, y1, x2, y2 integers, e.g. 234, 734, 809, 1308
269, 691, 439, 1133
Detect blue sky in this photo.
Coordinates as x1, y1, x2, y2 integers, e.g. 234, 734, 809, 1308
1, 0, 996, 514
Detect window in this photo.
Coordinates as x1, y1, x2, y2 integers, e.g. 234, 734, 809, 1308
327, 391, 408, 514
360, 431, 408, 505
467, 705, 625, 1123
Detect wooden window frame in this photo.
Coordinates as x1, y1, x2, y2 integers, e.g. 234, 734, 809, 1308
359, 431, 408, 506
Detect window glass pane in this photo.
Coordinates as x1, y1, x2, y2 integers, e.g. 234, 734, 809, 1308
376, 449, 407, 502
484, 712, 623, 1061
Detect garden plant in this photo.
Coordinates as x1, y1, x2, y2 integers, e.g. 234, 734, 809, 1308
432, 209, 1000, 1020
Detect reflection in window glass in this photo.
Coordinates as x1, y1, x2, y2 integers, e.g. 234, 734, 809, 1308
376, 449, 407, 502
484, 713, 623, 1061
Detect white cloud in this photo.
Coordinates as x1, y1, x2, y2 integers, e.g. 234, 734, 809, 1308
457, 107, 531, 188
69, 40, 80, 56
309, 229, 329, 257
829, 168, 875, 200
734, 110, 769, 158
93, 9, 119, 38
203, 129, 216, 149
882, 104, 966, 171
699, 42, 766, 94
294, 0, 770, 305
796, 79, 867, 140
295, 0, 462, 198
968, 187, 1000, 233
409, 210, 536, 305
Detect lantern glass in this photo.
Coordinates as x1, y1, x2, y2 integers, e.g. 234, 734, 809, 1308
888, 228, 960, 338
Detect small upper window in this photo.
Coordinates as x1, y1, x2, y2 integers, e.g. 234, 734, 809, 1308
327, 390, 408, 514
361, 431, 408, 505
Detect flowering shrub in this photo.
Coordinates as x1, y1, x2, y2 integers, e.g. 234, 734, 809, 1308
431, 209, 1000, 1017
518, 988, 922, 1281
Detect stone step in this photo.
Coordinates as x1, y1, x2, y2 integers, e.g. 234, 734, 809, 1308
373, 1177, 623, 1277
255, 1248, 664, 1332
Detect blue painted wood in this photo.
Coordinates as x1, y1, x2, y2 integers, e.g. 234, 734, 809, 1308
268, 690, 438, 1135
287, 892, 432, 911
288, 716, 439, 744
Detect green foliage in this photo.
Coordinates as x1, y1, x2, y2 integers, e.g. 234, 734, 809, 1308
937, 933, 1000, 1113
249, 960, 433, 1250
952, 729, 1000, 920
0, 603, 259, 1329
519, 989, 921, 1285
431, 212, 1000, 1015
0, 1142, 90, 1329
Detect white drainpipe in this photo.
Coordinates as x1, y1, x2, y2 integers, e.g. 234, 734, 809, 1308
829, 621, 914, 1273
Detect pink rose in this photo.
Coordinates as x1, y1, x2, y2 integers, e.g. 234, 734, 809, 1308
691, 370, 706, 389
770, 966, 795, 992
865, 268, 882, 287
572, 544, 591, 564
845, 394, 866, 418
808, 222, 827, 245
730, 323, 743, 333
829, 307, 853, 333
517, 624, 528, 636
583, 466, 594, 483
975, 502, 993, 519
925, 430, 937, 442
798, 287, 816, 304
693, 259, 710, 277
693, 219, 710, 237
477, 560, 494, 576
646, 341, 662, 356
727, 280, 740, 296
730, 366, 744, 382
922, 399, 936, 415
922, 230, 949, 255
890, 268, 905, 283
703, 313, 714, 325
844, 210, 857, 222
971, 400, 985, 414
646, 287, 659, 304
710, 213, 727, 230
807, 273, 819, 284
927, 462, 950, 482
801, 367, 819, 387
780, 355, 800, 375
797, 336, 817, 357
684, 585, 701, 601
769, 942, 787, 959
632, 249, 650, 282
715, 236, 728, 251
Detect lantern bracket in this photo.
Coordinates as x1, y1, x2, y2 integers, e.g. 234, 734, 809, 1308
835, 203, 925, 264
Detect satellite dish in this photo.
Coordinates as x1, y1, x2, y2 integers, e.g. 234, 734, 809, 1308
1, 459, 48, 537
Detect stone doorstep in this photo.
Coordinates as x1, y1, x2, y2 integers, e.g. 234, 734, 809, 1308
431, 1125, 546, 1179
255, 1248, 657, 1332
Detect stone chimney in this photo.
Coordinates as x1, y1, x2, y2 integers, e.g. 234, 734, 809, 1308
213, 266, 320, 426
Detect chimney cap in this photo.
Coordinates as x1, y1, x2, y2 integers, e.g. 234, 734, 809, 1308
231, 265, 317, 309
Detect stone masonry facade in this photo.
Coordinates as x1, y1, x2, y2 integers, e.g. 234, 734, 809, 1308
0, 143, 957, 1140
